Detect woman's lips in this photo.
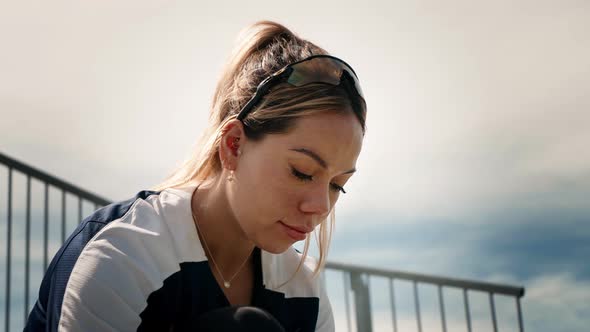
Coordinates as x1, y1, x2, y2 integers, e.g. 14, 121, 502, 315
279, 221, 308, 241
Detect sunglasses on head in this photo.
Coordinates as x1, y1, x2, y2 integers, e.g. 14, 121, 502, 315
236, 54, 365, 121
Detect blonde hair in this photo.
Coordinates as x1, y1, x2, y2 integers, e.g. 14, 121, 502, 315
152, 20, 366, 284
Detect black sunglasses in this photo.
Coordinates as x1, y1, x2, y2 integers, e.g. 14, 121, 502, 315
236, 54, 365, 121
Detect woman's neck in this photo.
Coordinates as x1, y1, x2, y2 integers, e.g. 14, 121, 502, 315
191, 178, 256, 277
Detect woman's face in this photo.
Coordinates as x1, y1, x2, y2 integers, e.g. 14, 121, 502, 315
229, 109, 364, 254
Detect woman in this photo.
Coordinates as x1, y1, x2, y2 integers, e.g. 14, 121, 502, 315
26, 20, 366, 331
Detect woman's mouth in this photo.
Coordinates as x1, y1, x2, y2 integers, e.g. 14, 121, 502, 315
279, 221, 308, 241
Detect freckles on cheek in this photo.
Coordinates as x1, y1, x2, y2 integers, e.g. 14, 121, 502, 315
265, 166, 299, 207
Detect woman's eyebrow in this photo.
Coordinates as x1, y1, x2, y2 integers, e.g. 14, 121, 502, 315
289, 148, 356, 174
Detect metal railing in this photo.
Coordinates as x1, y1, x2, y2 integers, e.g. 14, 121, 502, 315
325, 261, 525, 332
1, 151, 525, 331
0, 152, 110, 331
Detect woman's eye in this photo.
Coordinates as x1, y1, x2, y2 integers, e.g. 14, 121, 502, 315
330, 183, 347, 194
291, 167, 347, 194
291, 167, 313, 181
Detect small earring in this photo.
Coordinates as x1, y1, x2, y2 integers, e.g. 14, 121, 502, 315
237, 149, 241, 156
227, 169, 234, 182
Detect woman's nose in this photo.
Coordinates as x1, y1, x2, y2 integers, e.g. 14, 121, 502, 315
298, 184, 331, 217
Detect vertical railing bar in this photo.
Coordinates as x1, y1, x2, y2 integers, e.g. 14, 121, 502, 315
61, 190, 66, 244
389, 278, 398, 332
464, 289, 472, 332
516, 296, 525, 332
490, 292, 498, 332
367, 275, 372, 331
438, 285, 447, 332
25, 175, 31, 324
413, 281, 422, 332
343, 272, 352, 332
43, 183, 49, 271
5, 168, 13, 332
78, 196, 82, 224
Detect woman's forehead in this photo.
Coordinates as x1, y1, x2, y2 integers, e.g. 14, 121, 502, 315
266, 112, 364, 169
289, 111, 363, 145
288, 147, 357, 174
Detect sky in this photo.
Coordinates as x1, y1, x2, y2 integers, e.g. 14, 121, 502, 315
1, 0, 589, 331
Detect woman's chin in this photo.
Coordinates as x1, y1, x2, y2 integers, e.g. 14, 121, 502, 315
257, 240, 297, 254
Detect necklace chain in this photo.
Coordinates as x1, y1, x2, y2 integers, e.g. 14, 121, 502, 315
191, 207, 252, 289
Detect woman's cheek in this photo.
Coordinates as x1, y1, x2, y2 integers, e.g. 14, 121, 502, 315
264, 165, 298, 211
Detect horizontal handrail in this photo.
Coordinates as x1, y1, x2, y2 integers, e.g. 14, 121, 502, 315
326, 261, 525, 297
0, 152, 110, 206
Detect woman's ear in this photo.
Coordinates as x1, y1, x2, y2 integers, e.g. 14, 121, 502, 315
219, 119, 245, 171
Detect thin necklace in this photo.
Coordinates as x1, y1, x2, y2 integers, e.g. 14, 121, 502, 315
191, 188, 252, 289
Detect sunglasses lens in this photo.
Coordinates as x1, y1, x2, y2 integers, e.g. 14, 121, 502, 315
238, 55, 365, 121
287, 57, 364, 100
288, 58, 341, 86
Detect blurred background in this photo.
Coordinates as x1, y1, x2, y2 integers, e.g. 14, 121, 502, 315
1, 0, 589, 331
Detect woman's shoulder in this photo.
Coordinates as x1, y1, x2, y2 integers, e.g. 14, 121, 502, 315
85, 185, 204, 264
46, 186, 200, 279
31, 187, 203, 331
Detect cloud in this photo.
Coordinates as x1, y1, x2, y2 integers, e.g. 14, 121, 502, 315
331, 209, 588, 273
524, 273, 590, 332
